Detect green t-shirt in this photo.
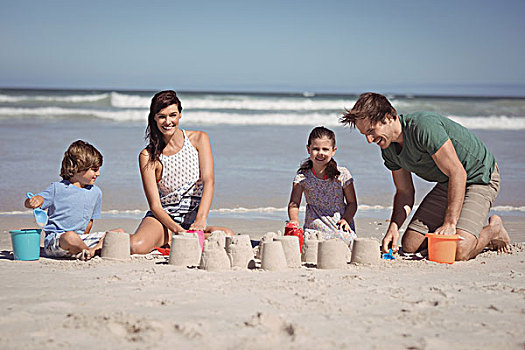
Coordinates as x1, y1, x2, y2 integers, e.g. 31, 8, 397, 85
381, 112, 495, 184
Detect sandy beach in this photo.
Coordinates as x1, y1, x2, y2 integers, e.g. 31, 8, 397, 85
1, 216, 524, 349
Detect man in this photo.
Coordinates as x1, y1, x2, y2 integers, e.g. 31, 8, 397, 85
341, 92, 510, 260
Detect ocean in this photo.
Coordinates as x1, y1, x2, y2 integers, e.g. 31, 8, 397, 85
1, 88, 524, 226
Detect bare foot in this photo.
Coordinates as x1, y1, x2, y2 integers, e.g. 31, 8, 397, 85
88, 247, 98, 259
75, 249, 92, 261
487, 215, 511, 254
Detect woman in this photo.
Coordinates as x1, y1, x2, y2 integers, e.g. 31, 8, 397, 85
130, 90, 233, 254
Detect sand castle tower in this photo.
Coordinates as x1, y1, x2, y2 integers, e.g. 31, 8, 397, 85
101, 231, 130, 260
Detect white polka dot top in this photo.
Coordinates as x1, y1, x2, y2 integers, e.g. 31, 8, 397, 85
157, 130, 203, 214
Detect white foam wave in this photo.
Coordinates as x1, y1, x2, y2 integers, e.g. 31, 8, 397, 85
492, 206, 525, 212
211, 204, 396, 213
1, 204, 523, 217
0, 93, 109, 103
185, 111, 341, 126
184, 97, 354, 111
449, 115, 525, 130
110, 92, 354, 111
0, 106, 524, 129
0, 106, 147, 121
102, 209, 145, 215
211, 206, 291, 213
110, 92, 150, 108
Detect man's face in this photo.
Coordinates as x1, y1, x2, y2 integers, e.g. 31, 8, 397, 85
355, 115, 398, 149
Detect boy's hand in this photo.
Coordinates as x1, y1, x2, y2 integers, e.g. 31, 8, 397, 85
26, 195, 44, 209
337, 219, 351, 232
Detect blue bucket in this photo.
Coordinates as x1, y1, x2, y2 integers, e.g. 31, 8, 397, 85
9, 229, 41, 261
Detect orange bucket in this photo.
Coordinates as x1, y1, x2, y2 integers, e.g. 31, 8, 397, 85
425, 233, 461, 264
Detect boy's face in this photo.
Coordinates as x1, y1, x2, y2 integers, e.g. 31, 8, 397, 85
71, 168, 100, 188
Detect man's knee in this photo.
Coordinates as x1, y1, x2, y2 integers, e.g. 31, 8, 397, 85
401, 230, 426, 253
455, 230, 477, 261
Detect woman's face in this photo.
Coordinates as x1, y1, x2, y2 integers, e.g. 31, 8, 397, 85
153, 104, 181, 136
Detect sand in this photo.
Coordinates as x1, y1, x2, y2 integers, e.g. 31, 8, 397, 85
0, 215, 524, 349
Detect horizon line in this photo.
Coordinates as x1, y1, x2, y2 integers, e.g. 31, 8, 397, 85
1, 85, 525, 100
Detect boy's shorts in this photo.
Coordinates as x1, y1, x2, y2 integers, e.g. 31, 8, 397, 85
44, 231, 106, 258
408, 164, 500, 237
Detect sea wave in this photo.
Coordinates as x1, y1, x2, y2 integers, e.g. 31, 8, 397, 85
0, 93, 109, 103
110, 91, 353, 111
1, 106, 524, 129
3, 91, 525, 117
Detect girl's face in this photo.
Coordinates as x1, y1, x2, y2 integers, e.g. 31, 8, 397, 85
307, 136, 336, 168
154, 104, 181, 136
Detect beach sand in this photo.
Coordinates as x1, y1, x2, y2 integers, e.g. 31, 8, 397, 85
1, 216, 524, 349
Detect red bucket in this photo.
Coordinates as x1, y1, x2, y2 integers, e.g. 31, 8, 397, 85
284, 222, 304, 253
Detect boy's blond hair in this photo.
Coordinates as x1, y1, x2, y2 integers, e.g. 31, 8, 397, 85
60, 140, 103, 180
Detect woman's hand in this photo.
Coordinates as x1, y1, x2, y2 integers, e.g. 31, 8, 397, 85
189, 219, 206, 231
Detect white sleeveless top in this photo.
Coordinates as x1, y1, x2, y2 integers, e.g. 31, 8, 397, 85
157, 130, 203, 215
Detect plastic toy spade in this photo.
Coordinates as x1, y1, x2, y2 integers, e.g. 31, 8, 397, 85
26, 192, 48, 227
382, 248, 395, 260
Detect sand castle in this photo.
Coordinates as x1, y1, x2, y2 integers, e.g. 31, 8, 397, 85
166, 230, 378, 271
301, 239, 319, 265
317, 239, 348, 269
273, 236, 301, 268
168, 235, 202, 267
199, 232, 231, 271
227, 234, 255, 269
209, 230, 227, 248
101, 231, 130, 260
350, 238, 380, 265
260, 241, 288, 271
255, 231, 278, 260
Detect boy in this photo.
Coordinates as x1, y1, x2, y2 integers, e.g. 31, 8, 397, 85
25, 140, 122, 261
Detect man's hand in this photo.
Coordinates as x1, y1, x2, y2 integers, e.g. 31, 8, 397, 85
382, 226, 400, 253
434, 222, 457, 235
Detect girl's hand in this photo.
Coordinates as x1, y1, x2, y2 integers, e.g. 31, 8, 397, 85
26, 195, 44, 209
337, 219, 351, 232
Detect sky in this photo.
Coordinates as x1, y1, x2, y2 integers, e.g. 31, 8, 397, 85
1, 0, 524, 96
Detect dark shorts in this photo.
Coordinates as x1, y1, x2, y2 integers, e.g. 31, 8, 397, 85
144, 207, 197, 230
408, 164, 500, 237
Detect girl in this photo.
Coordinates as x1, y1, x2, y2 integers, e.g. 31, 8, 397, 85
130, 90, 233, 254
288, 126, 357, 246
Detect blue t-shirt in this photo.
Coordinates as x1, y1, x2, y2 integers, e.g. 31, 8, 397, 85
37, 180, 102, 237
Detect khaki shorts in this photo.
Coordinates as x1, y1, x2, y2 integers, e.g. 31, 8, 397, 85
408, 165, 500, 237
